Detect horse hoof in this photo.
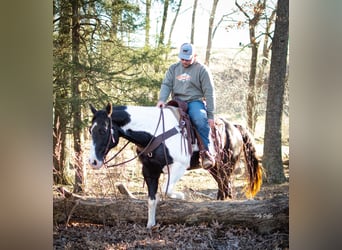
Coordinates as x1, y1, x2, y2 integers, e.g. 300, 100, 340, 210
146, 223, 154, 229
168, 192, 185, 200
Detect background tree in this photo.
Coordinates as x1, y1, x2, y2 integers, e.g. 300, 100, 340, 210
158, 0, 170, 46
167, 0, 182, 47
159, 0, 184, 47
70, 0, 83, 192
255, 6, 277, 108
204, 0, 219, 66
235, 0, 266, 133
53, 0, 72, 185
263, 0, 288, 183
144, 0, 152, 46
190, 0, 198, 44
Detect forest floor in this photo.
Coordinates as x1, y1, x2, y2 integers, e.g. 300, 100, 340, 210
53, 144, 289, 250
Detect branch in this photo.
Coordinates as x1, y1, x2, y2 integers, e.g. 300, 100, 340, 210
235, 0, 250, 20
115, 183, 137, 199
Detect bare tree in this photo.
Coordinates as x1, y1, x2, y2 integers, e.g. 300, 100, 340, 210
145, 0, 152, 46
263, 0, 288, 183
159, 0, 170, 46
205, 0, 219, 66
190, 0, 198, 44
235, 0, 266, 132
167, 0, 183, 47
255, 6, 277, 118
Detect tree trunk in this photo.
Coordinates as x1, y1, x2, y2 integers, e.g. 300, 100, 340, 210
53, 0, 71, 185
145, 0, 151, 46
54, 193, 288, 234
71, 0, 84, 193
53, 115, 69, 184
190, 0, 198, 44
263, 0, 289, 183
254, 8, 276, 125
158, 0, 169, 46
246, 39, 258, 133
167, 0, 182, 47
235, 0, 265, 133
204, 0, 219, 66
111, 0, 122, 41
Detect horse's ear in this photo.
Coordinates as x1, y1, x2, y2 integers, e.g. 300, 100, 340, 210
90, 104, 97, 114
106, 103, 112, 116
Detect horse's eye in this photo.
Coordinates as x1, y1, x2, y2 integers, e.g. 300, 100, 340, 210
99, 128, 107, 135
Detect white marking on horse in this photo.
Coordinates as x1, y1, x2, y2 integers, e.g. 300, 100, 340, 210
88, 122, 103, 169
147, 197, 158, 228
90, 121, 97, 133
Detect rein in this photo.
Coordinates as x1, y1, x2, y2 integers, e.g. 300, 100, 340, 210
103, 116, 115, 156
160, 107, 171, 196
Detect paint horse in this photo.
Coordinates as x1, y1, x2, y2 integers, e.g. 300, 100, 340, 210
88, 103, 262, 228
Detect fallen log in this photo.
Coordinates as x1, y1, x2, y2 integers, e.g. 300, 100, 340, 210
53, 191, 288, 234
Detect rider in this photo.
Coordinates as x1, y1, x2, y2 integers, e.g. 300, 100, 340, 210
156, 42, 216, 168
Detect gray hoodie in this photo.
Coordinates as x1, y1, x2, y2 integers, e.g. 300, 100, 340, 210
158, 61, 216, 119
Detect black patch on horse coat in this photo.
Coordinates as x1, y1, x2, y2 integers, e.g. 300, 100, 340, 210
138, 141, 173, 168
139, 142, 173, 200
122, 128, 174, 200
123, 129, 173, 164
111, 106, 131, 127
123, 129, 155, 147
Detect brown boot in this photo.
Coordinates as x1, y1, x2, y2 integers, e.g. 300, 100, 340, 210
201, 151, 215, 169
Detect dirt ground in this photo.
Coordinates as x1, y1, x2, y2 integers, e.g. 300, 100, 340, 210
53, 156, 289, 249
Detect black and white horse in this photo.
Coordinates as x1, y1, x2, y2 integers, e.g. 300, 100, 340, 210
88, 103, 262, 228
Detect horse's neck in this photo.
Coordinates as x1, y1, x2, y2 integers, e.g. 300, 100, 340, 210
121, 106, 177, 135
120, 129, 154, 147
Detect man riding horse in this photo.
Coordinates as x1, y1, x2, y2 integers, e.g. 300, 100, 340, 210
156, 42, 216, 169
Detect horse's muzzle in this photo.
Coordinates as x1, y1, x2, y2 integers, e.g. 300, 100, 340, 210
89, 158, 103, 169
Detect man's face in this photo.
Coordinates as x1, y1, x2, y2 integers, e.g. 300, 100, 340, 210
180, 57, 194, 68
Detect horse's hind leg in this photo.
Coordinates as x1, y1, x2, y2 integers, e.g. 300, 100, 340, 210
208, 167, 226, 200
219, 170, 233, 199
226, 177, 233, 199
223, 166, 235, 199
209, 166, 233, 200
216, 178, 227, 200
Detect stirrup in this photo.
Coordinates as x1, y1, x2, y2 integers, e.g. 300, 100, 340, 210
201, 151, 215, 169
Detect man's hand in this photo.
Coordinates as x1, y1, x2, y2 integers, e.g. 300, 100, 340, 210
208, 119, 215, 128
156, 101, 165, 108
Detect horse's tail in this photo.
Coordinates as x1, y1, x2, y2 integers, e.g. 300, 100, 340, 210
235, 124, 263, 198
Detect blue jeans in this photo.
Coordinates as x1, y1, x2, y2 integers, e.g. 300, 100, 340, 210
187, 100, 210, 151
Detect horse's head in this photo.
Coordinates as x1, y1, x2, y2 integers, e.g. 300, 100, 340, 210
88, 103, 119, 169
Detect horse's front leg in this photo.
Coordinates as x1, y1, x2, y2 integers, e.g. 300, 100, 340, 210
147, 196, 158, 229
142, 165, 160, 229
162, 162, 187, 200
